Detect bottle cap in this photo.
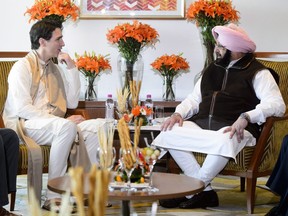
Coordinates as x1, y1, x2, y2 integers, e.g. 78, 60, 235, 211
108, 94, 112, 98
147, 94, 151, 98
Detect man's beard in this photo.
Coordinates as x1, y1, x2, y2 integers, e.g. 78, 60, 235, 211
216, 50, 231, 67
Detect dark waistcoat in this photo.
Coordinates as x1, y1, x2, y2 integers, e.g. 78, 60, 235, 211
191, 53, 267, 139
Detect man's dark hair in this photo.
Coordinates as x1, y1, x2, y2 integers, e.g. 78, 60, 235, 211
30, 19, 63, 49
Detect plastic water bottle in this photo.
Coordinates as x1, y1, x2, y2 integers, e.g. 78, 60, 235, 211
105, 94, 114, 123
144, 94, 153, 125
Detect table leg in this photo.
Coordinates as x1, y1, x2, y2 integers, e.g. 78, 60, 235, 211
122, 200, 130, 216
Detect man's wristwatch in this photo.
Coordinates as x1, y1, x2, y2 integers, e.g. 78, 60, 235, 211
239, 113, 250, 122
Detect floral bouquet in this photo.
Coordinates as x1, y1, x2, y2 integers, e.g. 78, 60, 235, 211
186, 0, 239, 67
151, 54, 190, 101
25, 0, 80, 23
123, 105, 153, 126
107, 21, 159, 95
107, 20, 159, 64
75, 51, 111, 100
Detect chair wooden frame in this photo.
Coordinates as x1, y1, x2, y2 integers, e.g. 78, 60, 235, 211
0, 51, 90, 211
254, 52, 288, 59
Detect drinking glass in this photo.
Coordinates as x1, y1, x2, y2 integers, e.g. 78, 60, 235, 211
119, 147, 138, 191
96, 146, 116, 171
141, 146, 161, 191
154, 106, 164, 124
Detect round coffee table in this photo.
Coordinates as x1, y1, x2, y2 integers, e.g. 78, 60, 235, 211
48, 172, 204, 216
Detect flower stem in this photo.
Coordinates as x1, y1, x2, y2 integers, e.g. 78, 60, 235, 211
85, 76, 97, 100
163, 76, 175, 101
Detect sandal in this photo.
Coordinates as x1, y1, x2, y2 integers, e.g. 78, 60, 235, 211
42, 198, 77, 214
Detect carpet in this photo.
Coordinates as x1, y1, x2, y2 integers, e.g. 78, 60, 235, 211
6, 174, 279, 216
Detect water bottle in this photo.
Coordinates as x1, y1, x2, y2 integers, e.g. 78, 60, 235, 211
105, 94, 114, 123
144, 94, 153, 125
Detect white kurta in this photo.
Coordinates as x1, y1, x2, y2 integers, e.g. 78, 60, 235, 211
3, 56, 103, 200
3, 57, 80, 131
154, 67, 285, 159
155, 121, 255, 160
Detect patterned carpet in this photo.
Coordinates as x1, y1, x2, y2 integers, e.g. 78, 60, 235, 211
5, 174, 279, 216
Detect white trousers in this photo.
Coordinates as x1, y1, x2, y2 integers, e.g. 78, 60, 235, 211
25, 117, 105, 200
153, 121, 256, 189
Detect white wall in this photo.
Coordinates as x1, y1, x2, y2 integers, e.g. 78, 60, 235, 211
1, 0, 288, 101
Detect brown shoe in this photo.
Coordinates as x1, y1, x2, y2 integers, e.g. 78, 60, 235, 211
0, 207, 20, 216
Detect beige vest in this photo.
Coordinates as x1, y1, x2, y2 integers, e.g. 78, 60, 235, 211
27, 50, 67, 117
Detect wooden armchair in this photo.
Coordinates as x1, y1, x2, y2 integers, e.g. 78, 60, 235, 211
167, 52, 288, 214
0, 51, 89, 211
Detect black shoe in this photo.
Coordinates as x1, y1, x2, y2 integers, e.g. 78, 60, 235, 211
265, 206, 282, 216
0, 207, 20, 216
179, 190, 219, 209
159, 196, 188, 208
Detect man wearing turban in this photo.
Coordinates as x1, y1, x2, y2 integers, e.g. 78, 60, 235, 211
154, 24, 286, 209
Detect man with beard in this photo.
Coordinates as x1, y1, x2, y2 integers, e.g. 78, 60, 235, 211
154, 24, 286, 209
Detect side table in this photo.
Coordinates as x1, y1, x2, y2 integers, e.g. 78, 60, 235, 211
48, 172, 204, 216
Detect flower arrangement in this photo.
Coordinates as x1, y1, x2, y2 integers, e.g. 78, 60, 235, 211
106, 20, 159, 64
186, 0, 239, 28
123, 105, 153, 126
75, 51, 111, 77
151, 54, 190, 101
132, 105, 153, 126
25, 0, 80, 23
107, 21, 159, 102
75, 51, 111, 100
151, 54, 190, 77
186, 0, 239, 68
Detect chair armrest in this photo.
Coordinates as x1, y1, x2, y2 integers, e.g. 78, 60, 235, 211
247, 114, 288, 173
66, 108, 91, 120
268, 113, 288, 122
1, 109, 92, 128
